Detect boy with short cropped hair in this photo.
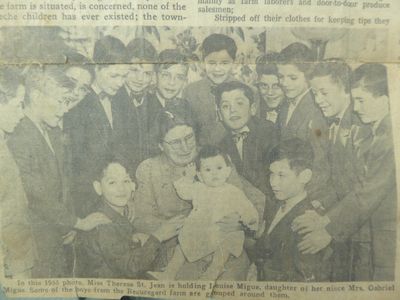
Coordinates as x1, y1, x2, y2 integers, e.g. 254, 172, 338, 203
255, 138, 332, 282
75, 159, 182, 279
183, 33, 238, 146
292, 64, 397, 281
256, 53, 284, 124
216, 81, 277, 193
148, 145, 259, 280
117, 38, 159, 175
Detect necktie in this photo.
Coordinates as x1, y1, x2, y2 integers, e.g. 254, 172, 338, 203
328, 117, 341, 126
232, 131, 249, 144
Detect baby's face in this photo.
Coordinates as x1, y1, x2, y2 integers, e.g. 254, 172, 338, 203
198, 155, 231, 187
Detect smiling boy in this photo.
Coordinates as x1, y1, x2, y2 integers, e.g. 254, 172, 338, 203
217, 81, 277, 192
183, 33, 238, 146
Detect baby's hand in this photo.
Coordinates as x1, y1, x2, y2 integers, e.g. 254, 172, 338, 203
183, 162, 197, 179
132, 233, 150, 246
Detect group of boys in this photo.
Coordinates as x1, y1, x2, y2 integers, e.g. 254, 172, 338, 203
5, 30, 396, 282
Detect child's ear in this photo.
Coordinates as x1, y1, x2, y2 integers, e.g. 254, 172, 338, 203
250, 103, 257, 116
93, 181, 102, 196
299, 169, 312, 185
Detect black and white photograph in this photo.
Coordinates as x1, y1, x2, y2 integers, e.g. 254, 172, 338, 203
0, 25, 396, 287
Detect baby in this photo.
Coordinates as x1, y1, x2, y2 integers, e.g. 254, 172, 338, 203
149, 145, 259, 280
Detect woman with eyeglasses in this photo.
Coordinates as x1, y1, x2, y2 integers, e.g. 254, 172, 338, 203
0, 66, 36, 278
133, 111, 265, 280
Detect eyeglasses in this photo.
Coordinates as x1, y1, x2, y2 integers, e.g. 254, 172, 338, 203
163, 132, 195, 150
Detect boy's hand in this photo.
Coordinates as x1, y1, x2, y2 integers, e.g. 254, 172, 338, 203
132, 233, 150, 246
291, 210, 330, 235
75, 212, 112, 231
297, 228, 332, 254
152, 215, 185, 242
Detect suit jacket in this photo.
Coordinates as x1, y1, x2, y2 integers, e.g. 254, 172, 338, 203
7, 117, 77, 277
219, 117, 277, 192
113, 87, 154, 177
277, 91, 332, 207
326, 115, 396, 280
0, 135, 35, 276
255, 196, 332, 282
75, 201, 162, 279
327, 106, 365, 201
63, 89, 127, 216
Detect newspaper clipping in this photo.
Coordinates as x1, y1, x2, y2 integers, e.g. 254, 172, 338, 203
0, 0, 399, 299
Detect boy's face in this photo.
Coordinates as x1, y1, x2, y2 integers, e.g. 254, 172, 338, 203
277, 64, 309, 99
0, 85, 25, 134
33, 78, 69, 128
95, 65, 128, 96
94, 163, 135, 208
66, 67, 92, 110
219, 89, 256, 132
311, 75, 348, 118
204, 50, 234, 85
258, 74, 285, 109
269, 159, 309, 201
157, 64, 187, 100
352, 86, 387, 124
198, 155, 231, 187
126, 61, 154, 94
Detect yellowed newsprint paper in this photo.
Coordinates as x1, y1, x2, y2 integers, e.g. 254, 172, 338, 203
0, 0, 399, 299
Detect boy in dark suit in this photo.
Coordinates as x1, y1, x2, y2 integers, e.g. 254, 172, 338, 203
63, 35, 129, 217
276, 42, 331, 207
183, 33, 238, 146
292, 64, 396, 281
75, 159, 183, 279
216, 81, 277, 192
256, 53, 285, 124
116, 38, 158, 176
255, 138, 332, 282
8, 66, 111, 278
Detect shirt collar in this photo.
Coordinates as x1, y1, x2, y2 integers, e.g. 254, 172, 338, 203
156, 92, 166, 108
281, 190, 307, 212
288, 88, 310, 107
91, 81, 102, 96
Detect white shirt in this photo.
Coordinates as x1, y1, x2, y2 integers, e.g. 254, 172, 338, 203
92, 83, 113, 128
156, 92, 166, 108
267, 191, 307, 235
329, 107, 347, 144
266, 110, 278, 124
286, 89, 310, 125
233, 126, 250, 160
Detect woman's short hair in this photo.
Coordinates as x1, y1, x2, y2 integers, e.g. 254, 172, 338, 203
155, 110, 195, 143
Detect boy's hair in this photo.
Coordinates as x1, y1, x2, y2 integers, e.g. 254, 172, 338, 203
256, 52, 280, 78
24, 65, 74, 105
126, 38, 158, 63
214, 81, 254, 107
0, 66, 23, 104
93, 35, 127, 65
195, 145, 231, 171
94, 156, 129, 182
269, 138, 314, 174
309, 59, 352, 93
155, 49, 188, 73
277, 42, 314, 75
351, 63, 388, 97
201, 33, 237, 60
